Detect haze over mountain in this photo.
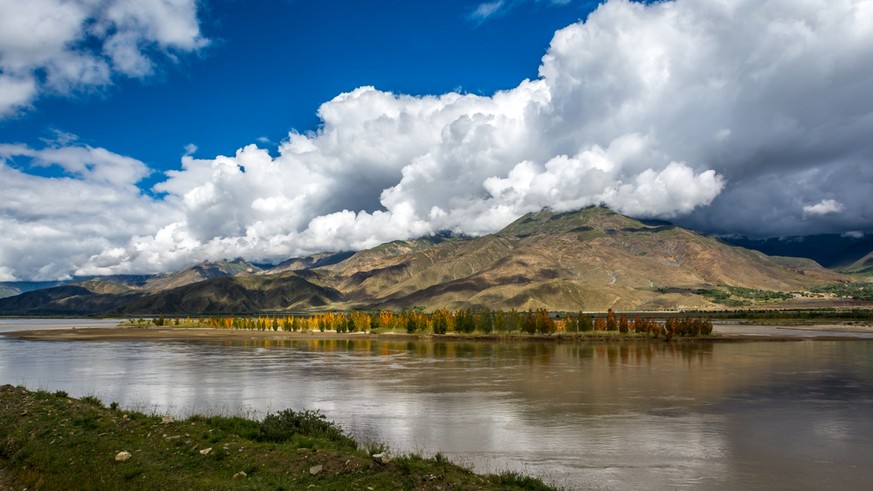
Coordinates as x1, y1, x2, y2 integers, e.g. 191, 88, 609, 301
0, 208, 852, 316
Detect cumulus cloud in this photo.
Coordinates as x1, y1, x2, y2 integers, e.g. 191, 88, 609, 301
0, 0, 206, 117
803, 199, 845, 218
0, 142, 177, 280
3, 0, 873, 280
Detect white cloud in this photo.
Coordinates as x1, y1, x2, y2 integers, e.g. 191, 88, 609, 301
0, 75, 36, 118
470, 1, 506, 21
2, 0, 873, 279
471, 0, 577, 23
0, 266, 17, 282
803, 199, 845, 218
0, 0, 206, 117
0, 142, 175, 280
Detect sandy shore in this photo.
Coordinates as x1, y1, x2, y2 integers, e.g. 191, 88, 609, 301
3, 322, 873, 342
1, 326, 377, 342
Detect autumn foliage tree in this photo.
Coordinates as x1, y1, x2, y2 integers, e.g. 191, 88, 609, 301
150, 307, 712, 340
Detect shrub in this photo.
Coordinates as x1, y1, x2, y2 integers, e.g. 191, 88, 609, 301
258, 409, 355, 449
80, 395, 103, 407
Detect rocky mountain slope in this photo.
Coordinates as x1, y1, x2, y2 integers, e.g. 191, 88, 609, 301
142, 259, 262, 291
321, 207, 844, 311
117, 271, 342, 315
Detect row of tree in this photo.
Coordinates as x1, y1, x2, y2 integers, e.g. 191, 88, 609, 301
140, 308, 712, 338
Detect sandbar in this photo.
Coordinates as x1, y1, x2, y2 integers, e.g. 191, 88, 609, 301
3, 321, 873, 342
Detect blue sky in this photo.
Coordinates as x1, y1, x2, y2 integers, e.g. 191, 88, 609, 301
1, 0, 872, 280
2, 0, 603, 180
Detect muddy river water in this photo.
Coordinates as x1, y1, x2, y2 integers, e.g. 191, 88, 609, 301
2, 319, 872, 489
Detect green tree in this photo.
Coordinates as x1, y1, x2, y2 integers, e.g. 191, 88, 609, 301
578, 312, 593, 332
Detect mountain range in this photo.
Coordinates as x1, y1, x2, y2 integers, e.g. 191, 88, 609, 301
0, 207, 866, 315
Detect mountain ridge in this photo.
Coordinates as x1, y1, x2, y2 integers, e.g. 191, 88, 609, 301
0, 207, 860, 315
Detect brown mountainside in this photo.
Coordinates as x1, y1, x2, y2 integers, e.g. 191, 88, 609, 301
118, 271, 341, 315
142, 259, 262, 292
321, 207, 845, 311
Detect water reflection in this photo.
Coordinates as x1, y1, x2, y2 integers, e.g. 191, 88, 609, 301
2, 334, 872, 490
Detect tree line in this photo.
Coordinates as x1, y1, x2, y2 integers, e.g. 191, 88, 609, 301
137, 308, 713, 338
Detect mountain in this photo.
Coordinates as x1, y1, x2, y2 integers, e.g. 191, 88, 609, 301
0, 207, 855, 315
266, 251, 356, 275
0, 275, 153, 299
841, 250, 873, 276
0, 261, 258, 315
722, 233, 873, 269
116, 271, 342, 315
143, 259, 262, 291
0, 284, 20, 299
323, 207, 844, 311
0, 283, 142, 315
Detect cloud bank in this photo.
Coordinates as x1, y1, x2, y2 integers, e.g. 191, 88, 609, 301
0, 0, 206, 118
3, 0, 873, 280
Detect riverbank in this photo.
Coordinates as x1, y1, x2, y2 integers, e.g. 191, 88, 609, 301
0, 385, 553, 490
4, 323, 873, 342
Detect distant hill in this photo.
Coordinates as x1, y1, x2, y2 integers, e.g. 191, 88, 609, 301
841, 250, 873, 276
0, 284, 142, 315
0, 207, 856, 315
0, 281, 70, 299
0, 275, 152, 299
0, 284, 20, 299
266, 251, 356, 275
723, 234, 873, 269
0, 261, 258, 315
116, 271, 342, 315
143, 259, 262, 291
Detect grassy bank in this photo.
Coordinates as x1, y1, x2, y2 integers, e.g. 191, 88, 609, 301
0, 385, 554, 490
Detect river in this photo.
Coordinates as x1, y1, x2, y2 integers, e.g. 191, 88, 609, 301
2, 319, 872, 490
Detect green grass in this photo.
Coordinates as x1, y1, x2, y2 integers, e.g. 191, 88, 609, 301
812, 282, 873, 301
693, 287, 794, 307
0, 385, 556, 490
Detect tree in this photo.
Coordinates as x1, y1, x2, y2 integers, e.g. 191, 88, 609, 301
494, 310, 506, 332
523, 310, 536, 334
594, 317, 607, 331
432, 309, 449, 334
579, 312, 593, 332
477, 311, 494, 334
563, 314, 577, 333
606, 309, 617, 331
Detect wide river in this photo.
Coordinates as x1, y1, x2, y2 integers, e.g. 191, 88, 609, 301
2, 319, 873, 490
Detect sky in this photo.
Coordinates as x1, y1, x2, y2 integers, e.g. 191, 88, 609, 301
1, 0, 872, 281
